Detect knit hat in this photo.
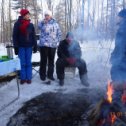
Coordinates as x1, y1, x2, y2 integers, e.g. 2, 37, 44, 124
66, 32, 74, 38
44, 10, 52, 16
118, 9, 126, 18
20, 9, 30, 16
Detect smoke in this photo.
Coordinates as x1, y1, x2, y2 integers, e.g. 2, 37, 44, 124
72, 26, 98, 42
68, 41, 81, 59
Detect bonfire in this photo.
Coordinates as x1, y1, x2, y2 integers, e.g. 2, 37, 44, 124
84, 81, 126, 126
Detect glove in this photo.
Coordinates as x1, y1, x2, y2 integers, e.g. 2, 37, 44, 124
14, 47, 18, 55
33, 46, 37, 53
66, 58, 76, 65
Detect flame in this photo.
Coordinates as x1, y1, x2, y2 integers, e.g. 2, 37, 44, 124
106, 81, 113, 103
107, 82, 117, 124
110, 113, 117, 124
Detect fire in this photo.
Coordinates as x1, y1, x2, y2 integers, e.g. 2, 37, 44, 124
106, 82, 117, 124
110, 113, 117, 124
106, 81, 113, 103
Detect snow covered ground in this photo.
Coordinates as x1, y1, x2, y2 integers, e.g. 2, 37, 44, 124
0, 40, 114, 126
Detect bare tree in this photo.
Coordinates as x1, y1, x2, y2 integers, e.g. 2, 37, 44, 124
9, 0, 12, 42
1, 0, 5, 43
123, 0, 126, 9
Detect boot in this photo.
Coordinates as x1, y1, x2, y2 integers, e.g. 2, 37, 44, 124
40, 76, 46, 81
20, 80, 26, 85
27, 80, 32, 84
59, 79, 64, 86
45, 78, 51, 85
80, 74, 90, 87
48, 76, 55, 81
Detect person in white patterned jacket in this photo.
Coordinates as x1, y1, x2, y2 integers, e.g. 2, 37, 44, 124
38, 10, 62, 82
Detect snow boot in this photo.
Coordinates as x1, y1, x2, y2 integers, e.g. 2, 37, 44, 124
80, 74, 90, 87
45, 80, 51, 85
43, 78, 51, 85
27, 80, 32, 84
59, 79, 64, 86
48, 77, 55, 81
20, 80, 26, 85
40, 76, 46, 81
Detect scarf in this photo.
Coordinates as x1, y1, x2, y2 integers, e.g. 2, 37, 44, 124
20, 19, 30, 35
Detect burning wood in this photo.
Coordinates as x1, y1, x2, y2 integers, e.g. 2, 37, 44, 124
84, 82, 126, 126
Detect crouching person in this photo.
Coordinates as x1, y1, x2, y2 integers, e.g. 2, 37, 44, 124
56, 32, 89, 86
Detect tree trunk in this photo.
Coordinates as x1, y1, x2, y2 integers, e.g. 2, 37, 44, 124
123, 0, 126, 9
9, 0, 12, 42
1, 0, 5, 43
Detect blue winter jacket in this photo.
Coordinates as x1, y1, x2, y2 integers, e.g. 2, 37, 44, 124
110, 19, 126, 67
110, 19, 126, 82
38, 18, 62, 48
13, 16, 37, 47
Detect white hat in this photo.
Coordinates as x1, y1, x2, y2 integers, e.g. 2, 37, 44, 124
44, 10, 52, 16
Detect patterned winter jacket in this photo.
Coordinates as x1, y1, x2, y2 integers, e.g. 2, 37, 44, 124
38, 18, 62, 48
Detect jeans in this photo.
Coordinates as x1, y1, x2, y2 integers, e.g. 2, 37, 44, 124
18, 47, 32, 80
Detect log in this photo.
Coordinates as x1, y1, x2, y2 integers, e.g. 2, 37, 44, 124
84, 98, 126, 126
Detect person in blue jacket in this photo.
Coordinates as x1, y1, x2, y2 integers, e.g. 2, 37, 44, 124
110, 9, 126, 106
13, 9, 37, 84
38, 10, 62, 82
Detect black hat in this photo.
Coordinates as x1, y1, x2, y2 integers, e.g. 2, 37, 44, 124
118, 9, 126, 18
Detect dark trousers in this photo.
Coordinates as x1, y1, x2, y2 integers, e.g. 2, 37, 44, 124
56, 58, 87, 80
39, 46, 56, 79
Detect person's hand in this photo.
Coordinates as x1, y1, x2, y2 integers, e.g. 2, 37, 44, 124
14, 47, 18, 55
33, 46, 37, 53
44, 19, 48, 24
66, 58, 76, 65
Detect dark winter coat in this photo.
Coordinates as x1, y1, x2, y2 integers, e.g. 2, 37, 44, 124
110, 18, 126, 82
13, 16, 37, 47
57, 39, 82, 59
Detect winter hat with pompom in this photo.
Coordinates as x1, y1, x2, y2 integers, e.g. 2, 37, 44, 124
20, 9, 30, 16
118, 9, 126, 18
